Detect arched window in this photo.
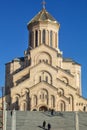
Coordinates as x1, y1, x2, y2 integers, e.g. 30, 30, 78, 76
25, 91, 29, 100
51, 95, 55, 108
39, 60, 41, 63
39, 30, 41, 45
69, 95, 74, 111
38, 89, 48, 104
29, 31, 34, 46
42, 93, 44, 99
50, 30, 53, 47
58, 88, 64, 96
15, 97, 19, 110
39, 76, 41, 82
60, 103, 63, 111
31, 31, 34, 47
42, 29, 45, 44
47, 30, 49, 45
46, 59, 48, 63
62, 77, 69, 84
21, 102, 27, 111
45, 76, 48, 82
55, 32, 57, 48
35, 30, 38, 47
60, 102, 65, 111
39, 89, 48, 100
24, 103, 26, 111
40, 95, 41, 99
45, 95, 47, 99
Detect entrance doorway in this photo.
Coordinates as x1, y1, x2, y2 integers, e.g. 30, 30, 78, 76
39, 106, 48, 111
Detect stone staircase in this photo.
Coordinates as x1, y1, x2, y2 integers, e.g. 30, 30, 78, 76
6, 111, 12, 130
79, 112, 87, 130
5, 111, 87, 130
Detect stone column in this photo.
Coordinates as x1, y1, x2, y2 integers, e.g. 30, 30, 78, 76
3, 102, 7, 130
12, 110, 16, 130
75, 112, 79, 130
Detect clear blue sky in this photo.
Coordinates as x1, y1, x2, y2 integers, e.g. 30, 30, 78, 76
0, 0, 87, 98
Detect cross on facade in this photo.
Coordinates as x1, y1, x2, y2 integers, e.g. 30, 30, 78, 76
42, 0, 46, 9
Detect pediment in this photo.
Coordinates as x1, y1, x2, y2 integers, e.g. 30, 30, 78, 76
58, 95, 69, 102
30, 81, 58, 92
30, 61, 58, 73
30, 44, 58, 58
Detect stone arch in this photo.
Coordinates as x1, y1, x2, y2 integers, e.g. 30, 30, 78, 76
32, 95, 37, 107
58, 100, 66, 111
62, 77, 69, 84
12, 94, 20, 110
21, 88, 29, 96
21, 88, 30, 100
68, 94, 74, 111
20, 100, 27, 111
32, 108, 37, 111
38, 104, 48, 111
51, 95, 55, 108
12, 94, 20, 102
38, 89, 48, 105
35, 52, 52, 65
34, 70, 52, 84
58, 88, 64, 96
21, 88, 30, 110
39, 106, 48, 111
44, 71, 52, 84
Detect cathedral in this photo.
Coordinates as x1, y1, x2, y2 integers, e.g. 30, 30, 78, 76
2, 6, 87, 111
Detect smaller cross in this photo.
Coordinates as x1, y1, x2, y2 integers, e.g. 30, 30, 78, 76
42, 0, 46, 9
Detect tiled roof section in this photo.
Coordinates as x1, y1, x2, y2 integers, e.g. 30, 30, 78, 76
28, 8, 59, 25
63, 58, 81, 65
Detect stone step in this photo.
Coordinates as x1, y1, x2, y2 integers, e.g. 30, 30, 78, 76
5, 111, 87, 130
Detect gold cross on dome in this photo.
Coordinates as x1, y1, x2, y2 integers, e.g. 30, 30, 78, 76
42, 0, 46, 9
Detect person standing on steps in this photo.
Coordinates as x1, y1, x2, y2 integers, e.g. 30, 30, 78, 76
10, 110, 13, 116
43, 120, 46, 129
47, 123, 51, 130
51, 109, 54, 115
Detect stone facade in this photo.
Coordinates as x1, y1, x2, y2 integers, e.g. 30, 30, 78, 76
1, 8, 87, 111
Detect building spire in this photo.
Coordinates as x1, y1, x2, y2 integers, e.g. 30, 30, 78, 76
42, 0, 46, 9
